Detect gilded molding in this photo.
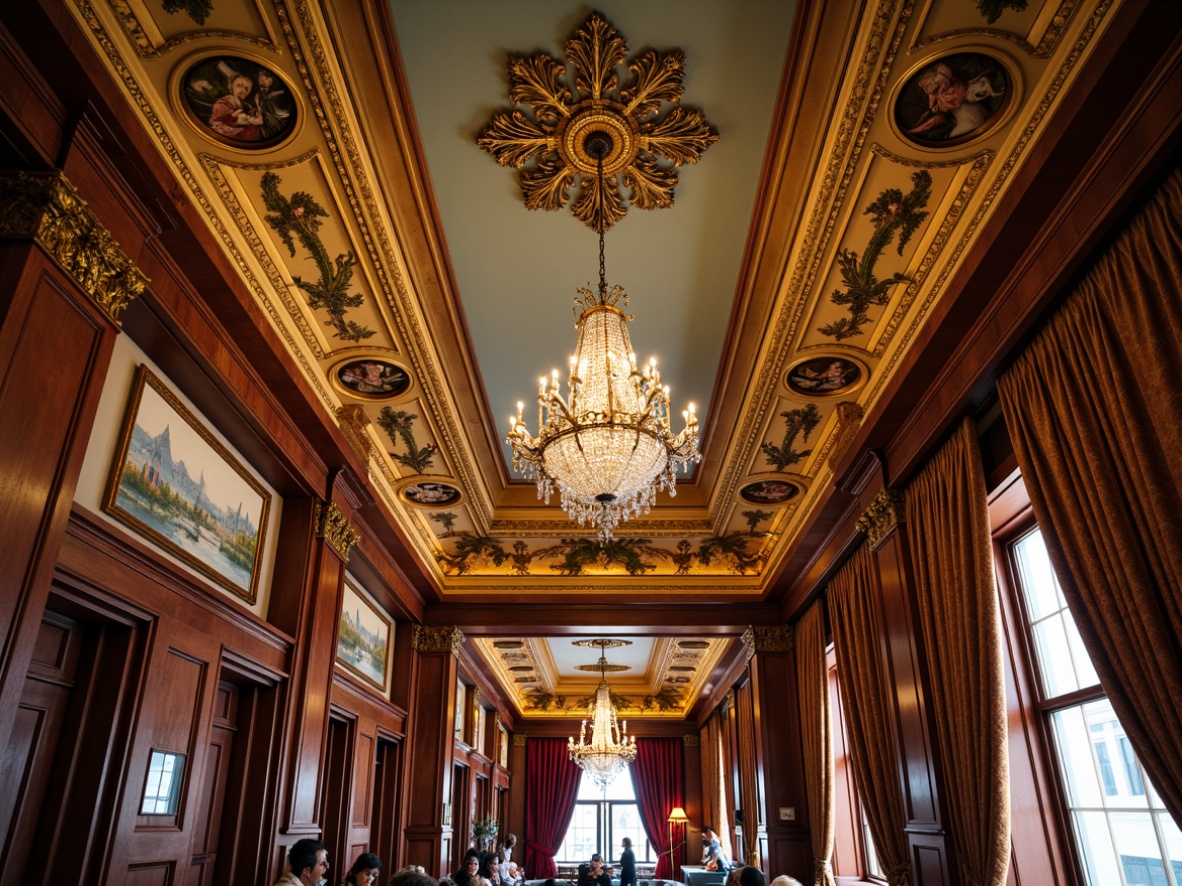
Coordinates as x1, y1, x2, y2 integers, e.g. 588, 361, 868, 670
856, 488, 905, 546
750, 625, 794, 653
337, 404, 375, 468
827, 401, 865, 471
412, 625, 464, 656
0, 171, 148, 322
512, 733, 528, 746
740, 627, 755, 662
315, 500, 361, 562
682, 734, 700, 747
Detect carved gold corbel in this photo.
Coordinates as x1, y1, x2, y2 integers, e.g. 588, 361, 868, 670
0, 170, 148, 322
412, 624, 464, 656
314, 500, 361, 562
856, 488, 906, 546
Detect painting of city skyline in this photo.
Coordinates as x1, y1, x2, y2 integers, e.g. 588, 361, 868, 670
104, 365, 271, 604
337, 581, 392, 692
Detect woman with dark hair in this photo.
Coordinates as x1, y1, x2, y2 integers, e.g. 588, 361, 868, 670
340, 852, 382, 886
478, 852, 501, 886
454, 850, 482, 886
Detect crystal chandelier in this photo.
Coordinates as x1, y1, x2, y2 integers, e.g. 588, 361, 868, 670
568, 639, 637, 790
506, 135, 701, 542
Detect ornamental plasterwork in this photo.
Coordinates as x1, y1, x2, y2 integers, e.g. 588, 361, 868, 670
412, 625, 464, 656
0, 171, 148, 321
315, 500, 361, 562
69, 0, 1114, 592
856, 488, 907, 546
472, 636, 728, 719
476, 11, 718, 233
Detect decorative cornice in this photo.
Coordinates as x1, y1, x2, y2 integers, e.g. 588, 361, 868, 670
740, 627, 755, 662
750, 625, 794, 654
314, 500, 361, 562
827, 402, 865, 472
337, 404, 375, 469
512, 733, 528, 746
682, 734, 700, 747
0, 171, 148, 322
856, 488, 906, 546
412, 625, 464, 656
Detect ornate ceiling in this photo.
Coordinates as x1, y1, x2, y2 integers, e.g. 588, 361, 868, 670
66, 0, 1120, 600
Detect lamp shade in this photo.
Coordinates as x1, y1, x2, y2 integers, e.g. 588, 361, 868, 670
667, 806, 689, 824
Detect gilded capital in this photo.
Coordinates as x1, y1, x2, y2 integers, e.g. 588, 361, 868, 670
413, 624, 464, 656
855, 488, 906, 546
315, 500, 361, 562
750, 625, 794, 653
682, 733, 700, 747
0, 170, 148, 322
740, 627, 755, 662
512, 733, 528, 746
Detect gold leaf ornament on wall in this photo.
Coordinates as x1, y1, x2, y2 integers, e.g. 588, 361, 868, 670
477, 10, 719, 233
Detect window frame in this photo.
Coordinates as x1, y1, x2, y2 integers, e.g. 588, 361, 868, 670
554, 773, 658, 865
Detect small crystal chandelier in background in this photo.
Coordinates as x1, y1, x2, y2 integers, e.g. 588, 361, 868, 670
568, 638, 637, 790
507, 135, 701, 542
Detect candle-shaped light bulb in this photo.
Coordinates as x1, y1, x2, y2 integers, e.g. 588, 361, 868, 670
540, 375, 547, 394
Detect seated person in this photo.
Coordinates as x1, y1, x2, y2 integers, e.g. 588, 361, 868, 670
725, 867, 765, 886
454, 850, 482, 886
700, 827, 729, 872
577, 854, 612, 886
478, 854, 501, 886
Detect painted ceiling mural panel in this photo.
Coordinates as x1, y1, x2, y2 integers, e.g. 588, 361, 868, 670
68, 0, 1115, 595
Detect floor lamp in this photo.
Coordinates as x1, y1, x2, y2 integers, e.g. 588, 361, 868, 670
667, 807, 688, 882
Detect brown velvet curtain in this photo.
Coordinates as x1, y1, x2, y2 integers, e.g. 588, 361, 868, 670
997, 167, 1182, 823
905, 418, 1010, 886
827, 544, 911, 886
794, 600, 836, 886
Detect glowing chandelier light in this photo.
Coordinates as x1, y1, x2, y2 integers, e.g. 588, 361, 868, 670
507, 136, 701, 542
568, 639, 637, 790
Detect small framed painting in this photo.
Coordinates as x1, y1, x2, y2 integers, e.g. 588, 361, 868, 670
332, 358, 411, 400
894, 52, 1011, 147
104, 366, 271, 604
180, 55, 297, 148
738, 478, 802, 505
786, 355, 865, 398
336, 581, 393, 693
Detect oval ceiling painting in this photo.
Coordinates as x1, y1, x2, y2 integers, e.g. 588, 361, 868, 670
333, 359, 411, 399
786, 355, 864, 397
182, 55, 297, 148
894, 52, 1009, 147
401, 481, 462, 508
739, 478, 801, 505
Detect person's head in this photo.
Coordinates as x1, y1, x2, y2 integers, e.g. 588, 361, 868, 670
391, 868, 439, 886
462, 850, 481, 876
345, 852, 382, 885
622, 837, 632, 850
479, 855, 500, 883
590, 854, 604, 873
727, 867, 764, 886
288, 839, 329, 885
504, 834, 517, 849
701, 826, 716, 843
230, 75, 253, 100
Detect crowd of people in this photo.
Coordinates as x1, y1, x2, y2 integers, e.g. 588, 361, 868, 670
271, 830, 799, 886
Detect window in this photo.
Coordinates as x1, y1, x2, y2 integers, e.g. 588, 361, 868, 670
556, 771, 657, 864
140, 749, 185, 815
1006, 525, 1181, 886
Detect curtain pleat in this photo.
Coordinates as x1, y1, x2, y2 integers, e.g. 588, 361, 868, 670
525, 738, 583, 878
827, 545, 911, 886
794, 600, 836, 886
631, 738, 685, 880
997, 166, 1182, 822
735, 682, 761, 868
700, 716, 733, 864
905, 419, 1010, 886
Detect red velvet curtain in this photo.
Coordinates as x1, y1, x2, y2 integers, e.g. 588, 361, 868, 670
525, 738, 583, 878
630, 738, 684, 880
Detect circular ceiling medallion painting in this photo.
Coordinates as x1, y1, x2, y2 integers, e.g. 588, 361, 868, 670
739, 478, 802, 505
786, 356, 865, 397
181, 56, 297, 148
401, 481, 462, 508
333, 359, 411, 399
894, 52, 1009, 147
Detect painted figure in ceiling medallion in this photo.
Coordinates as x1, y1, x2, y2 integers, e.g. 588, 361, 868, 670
786, 355, 865, 397
738, 478, 801, 505
182, 55, 296, 148
401, 481, 462, 507
333, 359, 411, 399
894, 52, 1009, 146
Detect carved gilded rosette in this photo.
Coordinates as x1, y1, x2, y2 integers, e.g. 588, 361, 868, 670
0, 170, 148, 322
856, 488, 906, 547
412, 624, 464, 656
314, 500, 361, 562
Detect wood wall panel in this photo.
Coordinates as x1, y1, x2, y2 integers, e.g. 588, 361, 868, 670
0, 251, 116, 758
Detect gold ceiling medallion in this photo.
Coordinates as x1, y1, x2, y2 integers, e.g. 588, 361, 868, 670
476, 11, 718, 233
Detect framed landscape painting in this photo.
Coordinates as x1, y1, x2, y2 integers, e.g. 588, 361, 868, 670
104, 366, 271, 604
337, 581, 392, 693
